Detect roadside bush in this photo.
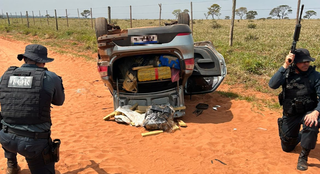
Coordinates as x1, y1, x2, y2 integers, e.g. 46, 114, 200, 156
0, 26, 13, 33
66, 30, 74, 36
248, 23, 257, 29
242, 59, 264, 75
245, 34, 259, 41
211, 20, 221, 29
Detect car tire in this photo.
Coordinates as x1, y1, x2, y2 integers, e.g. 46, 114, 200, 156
95, 17, 108, 39
178, 12, 190, 26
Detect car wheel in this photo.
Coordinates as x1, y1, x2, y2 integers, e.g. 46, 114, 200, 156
95, 17, 108, 39
178, 12, 190, 26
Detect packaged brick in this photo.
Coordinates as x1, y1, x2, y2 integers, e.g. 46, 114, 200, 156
137, 66, 171, 82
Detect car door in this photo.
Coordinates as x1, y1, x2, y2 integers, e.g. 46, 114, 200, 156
184, 41, 227, 95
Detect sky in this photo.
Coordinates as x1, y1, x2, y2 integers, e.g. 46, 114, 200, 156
1, 0, 320, 20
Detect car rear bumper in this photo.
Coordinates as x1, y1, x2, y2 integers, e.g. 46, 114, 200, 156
113, 86, 186, 118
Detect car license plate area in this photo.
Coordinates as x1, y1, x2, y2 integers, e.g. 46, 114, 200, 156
131, 35, 158, 45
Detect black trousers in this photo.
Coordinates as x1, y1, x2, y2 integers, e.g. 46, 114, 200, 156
281, 114, 320, 152
0, 130, 55, 174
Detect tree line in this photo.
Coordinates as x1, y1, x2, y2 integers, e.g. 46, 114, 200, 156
172, 4, 317, 20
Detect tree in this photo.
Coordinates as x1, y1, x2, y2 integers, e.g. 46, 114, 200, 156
269, 8, 281, 19
269, 5, 292, 19
207, 4, 221, 19
204, 13, 209, 19
81, 10, 91, 18
225, 16, 230, 20
172, 9, 181, 19
217, 13, 221, 19
183, 9, 189, 13
235, 7, 247, 20
304, 10, 317, 19
246, 11, 258, 19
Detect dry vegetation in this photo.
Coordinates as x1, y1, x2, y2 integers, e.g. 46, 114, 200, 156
0, 17, 319, 106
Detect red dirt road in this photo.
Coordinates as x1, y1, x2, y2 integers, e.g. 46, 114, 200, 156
0, 37, 319, 174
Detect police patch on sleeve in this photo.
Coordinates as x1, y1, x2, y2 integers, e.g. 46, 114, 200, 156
8, 76, 33, 88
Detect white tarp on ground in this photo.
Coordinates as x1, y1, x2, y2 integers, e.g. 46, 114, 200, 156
115, 105, 145, 126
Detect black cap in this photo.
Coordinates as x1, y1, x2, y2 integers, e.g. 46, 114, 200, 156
294, 48, 315, 63
17, 44, 54, 63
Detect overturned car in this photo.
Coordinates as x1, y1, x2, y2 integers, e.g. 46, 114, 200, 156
95, 16, 227, 118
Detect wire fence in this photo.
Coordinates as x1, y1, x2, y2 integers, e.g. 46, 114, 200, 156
1, 1, 319, 31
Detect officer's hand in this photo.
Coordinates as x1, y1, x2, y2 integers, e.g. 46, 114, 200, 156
304, 110, 319, 127
283, 52, 295, 69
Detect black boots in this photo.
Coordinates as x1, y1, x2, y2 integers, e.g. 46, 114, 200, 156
297, 148, 311, 171
6, 166, 20, 174
6, 158, 20, 174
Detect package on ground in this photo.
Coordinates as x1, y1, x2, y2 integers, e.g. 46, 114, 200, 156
143, 105, 175, 132
115, 105, 145, 126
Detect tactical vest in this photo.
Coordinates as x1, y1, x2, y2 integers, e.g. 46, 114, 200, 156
0, 66, 52, 124
281, 67, 317, 116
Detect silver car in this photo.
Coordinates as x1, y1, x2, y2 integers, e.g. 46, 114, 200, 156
95, 17, 227, 118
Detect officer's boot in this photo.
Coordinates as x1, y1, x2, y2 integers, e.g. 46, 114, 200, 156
6, 158, 20, 174
297, 148, 311, 171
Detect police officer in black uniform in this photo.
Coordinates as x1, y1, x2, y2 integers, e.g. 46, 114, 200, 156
269, 48, 320, 171
0, 44, 65, 174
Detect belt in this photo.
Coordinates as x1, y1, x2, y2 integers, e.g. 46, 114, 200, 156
3, 126, 50, 139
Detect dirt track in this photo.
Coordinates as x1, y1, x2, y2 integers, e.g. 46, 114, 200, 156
0, 36, 319, 174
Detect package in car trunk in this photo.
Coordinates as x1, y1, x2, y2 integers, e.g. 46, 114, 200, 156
137, 66, 171, 82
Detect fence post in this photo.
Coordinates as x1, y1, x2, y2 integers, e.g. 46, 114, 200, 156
32, 11, 35, 25
229, 0, 236, 46
77, 8, 80, 27
90, 8, 93, 29
46, 10, 49, 25
26, 11, 30, 28
66, 9, 69, 27
108, 6, 111, 23
15, 12, 17, 24
130, 6, 132, 28
54, 9, 58, 31
20, 12, 23, 24
158, 4, 162, 26
39, 11, 42, 26
6, 12, 10, 25
191, 2, 193, 33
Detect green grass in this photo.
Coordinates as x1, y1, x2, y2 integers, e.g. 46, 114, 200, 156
0, 17, 319, 109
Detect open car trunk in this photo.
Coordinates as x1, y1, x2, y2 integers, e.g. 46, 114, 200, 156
112, 53, 183, 93
110, 53, 187, 118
